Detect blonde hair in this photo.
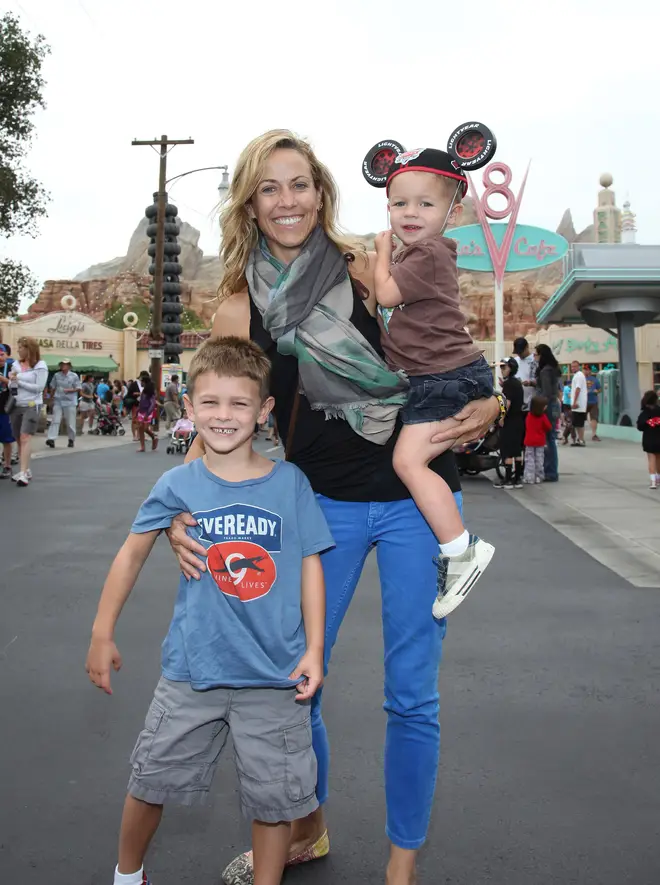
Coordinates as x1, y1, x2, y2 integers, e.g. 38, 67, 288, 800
18, 337, 41, 368
187, 336, 271, 400
219, 129, 362, 300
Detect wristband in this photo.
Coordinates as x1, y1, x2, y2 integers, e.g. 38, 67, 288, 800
495, 392, 507, 421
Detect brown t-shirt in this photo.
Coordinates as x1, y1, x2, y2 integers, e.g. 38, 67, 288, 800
378, 235, 480, 376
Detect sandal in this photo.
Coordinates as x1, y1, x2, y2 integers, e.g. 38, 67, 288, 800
222, 829, 329, 885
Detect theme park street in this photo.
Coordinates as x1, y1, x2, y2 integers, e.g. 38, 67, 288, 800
1, 441, 659, 885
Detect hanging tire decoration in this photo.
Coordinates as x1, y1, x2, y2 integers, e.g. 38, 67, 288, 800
123, 311, 139, 328
61, 293, 77, 310
144, 193, 183, 361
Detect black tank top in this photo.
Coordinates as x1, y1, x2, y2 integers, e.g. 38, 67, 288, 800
250, 285, 460, 502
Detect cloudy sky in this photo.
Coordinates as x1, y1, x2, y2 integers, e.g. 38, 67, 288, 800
4, 0, 658, 292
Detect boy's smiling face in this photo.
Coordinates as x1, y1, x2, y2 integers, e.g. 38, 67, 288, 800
184, 372, 274, 457
388, 171, 463, 247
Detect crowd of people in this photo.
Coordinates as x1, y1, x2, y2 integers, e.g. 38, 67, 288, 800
0, 337, 193, 486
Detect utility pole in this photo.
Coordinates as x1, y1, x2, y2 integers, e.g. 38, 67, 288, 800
132, 134, 194, 388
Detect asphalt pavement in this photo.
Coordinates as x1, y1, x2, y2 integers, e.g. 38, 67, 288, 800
1, 443, 659, 885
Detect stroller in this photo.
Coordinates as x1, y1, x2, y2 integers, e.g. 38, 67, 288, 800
92, 400, 126, 437
166, 416, 194, 455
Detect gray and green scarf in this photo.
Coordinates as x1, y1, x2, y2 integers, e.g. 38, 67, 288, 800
246, 226, 408, 445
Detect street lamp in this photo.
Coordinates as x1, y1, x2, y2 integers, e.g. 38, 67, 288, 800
165, 165, 231, 194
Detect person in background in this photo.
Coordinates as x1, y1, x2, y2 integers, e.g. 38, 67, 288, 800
112, 380, 124, 414
511, 337, 536, 412
636, 390, 660, 489
46, 358, 81, 449
136, 375, 158, 452
584, 365, 602, 442
534, 344, 562, 482
0, 344, 15, 478
96, 377, 110, 404
561, 377, 575, 444
124, 376, 142, 441
163, 374, 182, 429
79, 374, 96, 433
523, 396, 552, 484
570, 360, 587, 447
494, 358, 525, 490
7, 337, 48, 486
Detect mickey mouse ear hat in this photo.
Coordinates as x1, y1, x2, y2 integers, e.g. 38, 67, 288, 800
362, 122, 496, 197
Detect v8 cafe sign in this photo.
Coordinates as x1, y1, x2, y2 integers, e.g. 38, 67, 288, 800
448, 223, 568, 273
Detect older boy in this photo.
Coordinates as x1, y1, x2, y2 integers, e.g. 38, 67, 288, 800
86, 337, 334, 885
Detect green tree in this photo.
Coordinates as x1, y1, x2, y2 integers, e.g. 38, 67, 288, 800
0, 12, 50, 317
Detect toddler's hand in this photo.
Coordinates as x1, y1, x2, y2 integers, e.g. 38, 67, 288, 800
374, 230, 394, 256
86, 635, 122, 695
290, 649, 324, 700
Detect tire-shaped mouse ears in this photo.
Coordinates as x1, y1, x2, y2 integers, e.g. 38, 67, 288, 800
447, 122, 497, 170
362, 140, 405, 187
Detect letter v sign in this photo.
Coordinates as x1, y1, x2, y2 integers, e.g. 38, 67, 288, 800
466, 161, 531, 364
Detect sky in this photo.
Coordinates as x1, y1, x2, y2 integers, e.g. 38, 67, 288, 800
3, 0, 659, 296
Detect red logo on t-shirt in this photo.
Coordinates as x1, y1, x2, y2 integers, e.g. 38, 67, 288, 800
207, 541, 277, 602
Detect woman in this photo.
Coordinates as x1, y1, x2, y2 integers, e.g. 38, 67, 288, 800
79, 374, 96, 432
5, 337, 48, 486
534, 343, 562, 482
112, 379, 124, 415
165, 130, 501, 885
125, 375, 144, 441
493, 357, 524, 490
136, 375, 158, 452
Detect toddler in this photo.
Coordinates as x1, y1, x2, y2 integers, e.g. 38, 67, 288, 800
524, 396, 552, 484
371, 146, 496, 619
636, 390, 660, 489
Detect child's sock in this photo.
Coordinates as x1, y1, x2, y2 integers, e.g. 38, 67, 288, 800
440, 529, 470, 557
114, 866, 144, 885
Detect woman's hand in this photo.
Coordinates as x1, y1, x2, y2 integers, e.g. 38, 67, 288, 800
431, 396, 500, 447
165, 513, 208, 580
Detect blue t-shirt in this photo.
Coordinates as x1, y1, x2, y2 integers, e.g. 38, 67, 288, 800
131, 458, 334, 690
562, 384, 572, 406
586, 375, 601, 405
96, 382, 110, 401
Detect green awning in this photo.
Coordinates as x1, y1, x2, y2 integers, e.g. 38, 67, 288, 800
44, 355, 119, 374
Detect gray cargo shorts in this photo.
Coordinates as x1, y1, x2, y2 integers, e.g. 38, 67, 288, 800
128, 677, 318, 823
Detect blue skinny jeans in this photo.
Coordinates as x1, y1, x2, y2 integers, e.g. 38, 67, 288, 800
312, 492, 462, 850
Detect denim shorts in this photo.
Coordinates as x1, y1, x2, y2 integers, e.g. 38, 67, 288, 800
401, 356, 494, 425
128, 677, 318, 823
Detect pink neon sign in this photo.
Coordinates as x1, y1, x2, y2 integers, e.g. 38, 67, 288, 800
468, 161, 530, 286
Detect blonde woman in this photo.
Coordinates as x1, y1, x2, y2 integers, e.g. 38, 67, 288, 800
165, 131, 500, 885
7, 337, 48, 486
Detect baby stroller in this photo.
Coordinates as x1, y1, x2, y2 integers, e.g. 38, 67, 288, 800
166, 416, 194, 455
453, 424, 502, 477
92, 400, 126, 437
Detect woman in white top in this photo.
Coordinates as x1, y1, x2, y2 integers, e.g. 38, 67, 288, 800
6, 337, 48, 486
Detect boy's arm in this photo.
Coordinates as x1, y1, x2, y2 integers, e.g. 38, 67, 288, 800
374, 231, 404, 308
86, 530, 159, 694
289, 554, 326, 700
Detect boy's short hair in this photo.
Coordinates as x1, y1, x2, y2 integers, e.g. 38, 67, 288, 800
187, 336, 271, 400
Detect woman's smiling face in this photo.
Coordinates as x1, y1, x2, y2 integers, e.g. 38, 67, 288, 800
249, 148, 322, 264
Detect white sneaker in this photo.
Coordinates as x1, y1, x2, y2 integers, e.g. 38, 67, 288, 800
26, 469, 32, 480
651, 480, 658, 490
432, 535, 495, 620
14, 471, 29, 487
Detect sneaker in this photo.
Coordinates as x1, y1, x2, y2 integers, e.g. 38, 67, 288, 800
14, 471, 29, 487
535, 478, 543, 484
11, 453, 18, 464
514, 481, 524, 489
493, 480, 513, 489
0, 466, 11, 479
45, 439, 55, 448
651, 480, 658, 490
432, 535, 496, 620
